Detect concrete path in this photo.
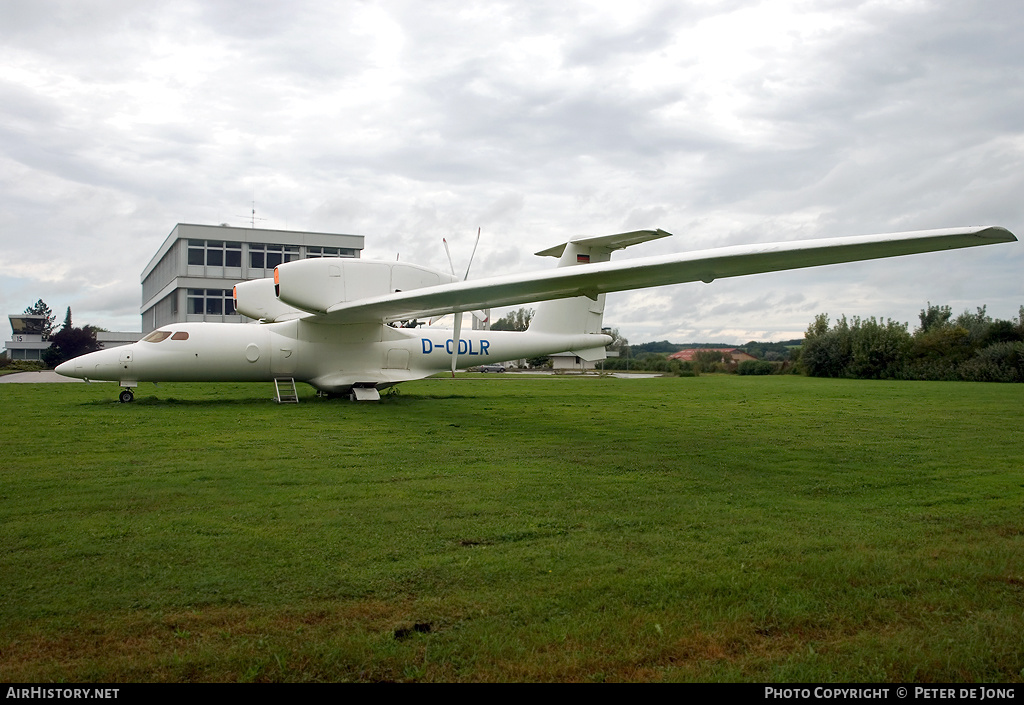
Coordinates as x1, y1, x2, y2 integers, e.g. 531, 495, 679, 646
0, 370, 84, 383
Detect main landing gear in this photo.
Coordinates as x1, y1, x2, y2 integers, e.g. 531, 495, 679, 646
119, 388, 134, 403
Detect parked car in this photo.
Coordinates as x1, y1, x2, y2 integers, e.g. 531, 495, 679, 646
478, 364, 506, 373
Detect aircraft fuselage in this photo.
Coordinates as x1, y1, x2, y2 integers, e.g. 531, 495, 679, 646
55, 320, 610, 394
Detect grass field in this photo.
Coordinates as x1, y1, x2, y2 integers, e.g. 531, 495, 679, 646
1, 374, 1021, 682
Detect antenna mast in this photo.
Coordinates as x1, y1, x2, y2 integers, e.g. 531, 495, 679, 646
237, 198, 267, 229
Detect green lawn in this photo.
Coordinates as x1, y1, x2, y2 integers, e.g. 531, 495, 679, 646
1, 375, 1021, 682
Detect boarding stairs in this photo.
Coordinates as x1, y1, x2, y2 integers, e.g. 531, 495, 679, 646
273, 377, 299, 404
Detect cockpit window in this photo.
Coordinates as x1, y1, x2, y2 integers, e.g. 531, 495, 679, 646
171, 332, 189, 340
142, 331, 171, 343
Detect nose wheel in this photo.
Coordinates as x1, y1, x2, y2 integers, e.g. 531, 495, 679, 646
119, 389, 135, 403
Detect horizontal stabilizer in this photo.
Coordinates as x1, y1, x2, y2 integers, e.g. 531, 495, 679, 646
535, 229, 672, 258
568, 346, 608, 362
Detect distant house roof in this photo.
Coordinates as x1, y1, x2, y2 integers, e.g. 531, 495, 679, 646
668, 348, 757, 362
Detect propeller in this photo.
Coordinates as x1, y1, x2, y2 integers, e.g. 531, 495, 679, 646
440, 228, 483, 376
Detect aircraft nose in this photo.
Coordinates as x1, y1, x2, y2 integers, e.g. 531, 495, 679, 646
55, 347, 123, 381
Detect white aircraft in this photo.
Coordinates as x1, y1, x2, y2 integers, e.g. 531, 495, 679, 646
56, 225, 1016, 402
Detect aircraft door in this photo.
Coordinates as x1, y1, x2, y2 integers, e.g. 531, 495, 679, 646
271, 344, 297, 375
270, 323, 298, 376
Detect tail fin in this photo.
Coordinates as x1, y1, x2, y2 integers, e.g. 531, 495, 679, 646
528, 229, 671, 335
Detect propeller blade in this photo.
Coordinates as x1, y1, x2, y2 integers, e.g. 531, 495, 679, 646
451, 311, 462, 377
442, 238, 456, 277
463, 227, 481, 280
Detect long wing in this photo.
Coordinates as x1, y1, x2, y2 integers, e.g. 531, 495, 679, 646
319, 226, 1015, 325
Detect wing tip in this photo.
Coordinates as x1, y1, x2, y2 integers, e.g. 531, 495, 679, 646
976, 225, 1017, 243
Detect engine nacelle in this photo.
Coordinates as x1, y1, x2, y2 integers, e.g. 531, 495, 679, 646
233, 278, 306, 322
273, 259, 456, 314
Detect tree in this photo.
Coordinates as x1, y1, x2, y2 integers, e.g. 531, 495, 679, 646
40, 308, 101, 368
954, 306, 992, 343
490, 307, 534, 331
23, 299, 56, 339
909, 325, 973, 367
803, 302, 1024, 382
917, 302, 952, 334
743, 340, 766, 359
631, 340, 683, 354
846, 316, 911, 379
801, 314, 852, 378
958, 342, 1024, 383
980, 319, 1023, 347
693, 350, 725, 373
526, 355, 551, 369
740, 339, 797, 361
606, 327, 629, 356
801, 314, 911, 379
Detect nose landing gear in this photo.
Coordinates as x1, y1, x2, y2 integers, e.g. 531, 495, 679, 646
118, 389, 134, 403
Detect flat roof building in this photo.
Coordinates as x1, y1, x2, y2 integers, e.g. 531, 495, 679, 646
5, 315, 50, 362
140, 223, 365, 332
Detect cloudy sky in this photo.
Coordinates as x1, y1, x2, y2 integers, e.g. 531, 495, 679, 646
2, 0, 1021, 345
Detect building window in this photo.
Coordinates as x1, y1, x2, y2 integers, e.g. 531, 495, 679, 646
187, 289, 237, 316
306, 246, 356, 258
188, 240, 242, 267
249, 244, 299, 269
11, 349, 42, 361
